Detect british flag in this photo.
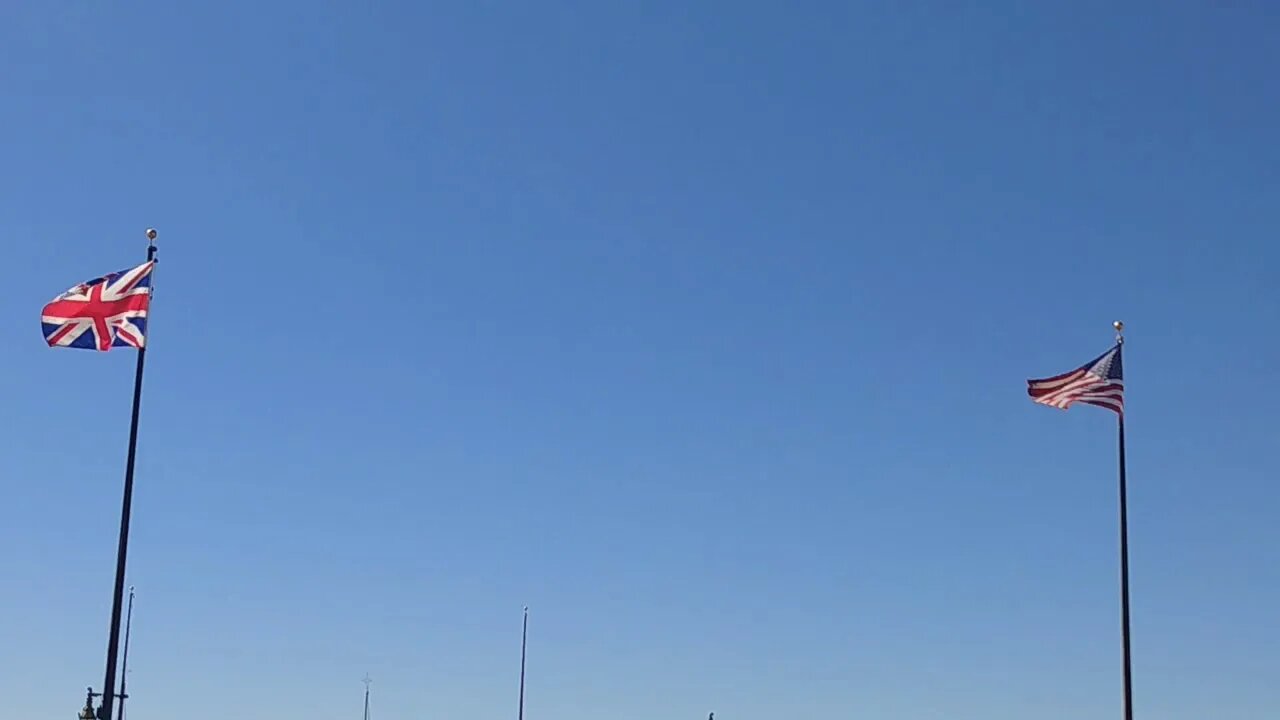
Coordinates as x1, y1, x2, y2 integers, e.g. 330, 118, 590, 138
1027, 343, 1124, 414
41, 261, 155, 351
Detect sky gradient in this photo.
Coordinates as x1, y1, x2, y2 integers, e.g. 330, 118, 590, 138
2, 2, 1278, 719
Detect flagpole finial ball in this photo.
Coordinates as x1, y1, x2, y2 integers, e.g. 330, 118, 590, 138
1113, 320, 1124, 333
145, 228, 158, 241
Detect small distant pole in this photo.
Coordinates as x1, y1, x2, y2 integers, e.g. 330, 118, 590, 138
362, 674, 373, 720
518, 606, 529, 720
118, 587, 136, 720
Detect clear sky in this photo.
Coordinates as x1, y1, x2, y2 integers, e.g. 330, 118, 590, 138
2, 2, 1277, 719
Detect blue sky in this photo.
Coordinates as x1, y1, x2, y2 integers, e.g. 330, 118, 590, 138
2, 2, 1277, 718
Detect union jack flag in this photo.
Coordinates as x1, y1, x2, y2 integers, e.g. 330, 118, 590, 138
1027, 343, 1124, 414
41, 261, 155, 351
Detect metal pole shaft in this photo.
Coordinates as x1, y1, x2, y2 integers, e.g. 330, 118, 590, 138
99, 243, 156, 720
518, 607, 528, 720
1118, 416, 1134, 720
118, 587, 134, 720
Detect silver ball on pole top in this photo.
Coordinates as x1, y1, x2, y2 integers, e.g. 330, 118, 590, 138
144, 229, 158, 263
1114, 320, 1124, 343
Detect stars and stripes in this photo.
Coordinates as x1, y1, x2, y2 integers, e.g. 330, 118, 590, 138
41, 261, 155, 351
1027, 343, 1124, 414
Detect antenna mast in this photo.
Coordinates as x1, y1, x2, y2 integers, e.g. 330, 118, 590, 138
362, 674, 373, 720
518, 607, 529, 720
118, 587, 135, 720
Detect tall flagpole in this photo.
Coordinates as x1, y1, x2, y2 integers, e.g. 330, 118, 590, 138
1114, 321, 1134, 720
518, 606, 528, 720
98, 229, 157, 720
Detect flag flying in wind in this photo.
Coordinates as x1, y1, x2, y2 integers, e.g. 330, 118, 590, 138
1027, 343, 1124, 414
41, 261, 155, 351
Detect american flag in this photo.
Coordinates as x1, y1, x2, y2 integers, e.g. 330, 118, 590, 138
41, 261, 154, 351
1027, 343, 1124, 414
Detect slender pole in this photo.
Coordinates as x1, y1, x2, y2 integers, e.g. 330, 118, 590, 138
518, 606, 528, 720
363, 674, 372, 720
118, 586, 135, 720
99, 234, 157, 720
1118, 413, 1134, 720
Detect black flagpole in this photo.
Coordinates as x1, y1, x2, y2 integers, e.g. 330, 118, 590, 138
98, 230, 157, 720
1115, 324, 1133, 720
1118, 413, 1134, 719
518, 606, 528, 720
